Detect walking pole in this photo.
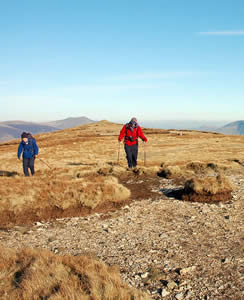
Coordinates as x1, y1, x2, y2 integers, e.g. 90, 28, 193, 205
143, 142, 146, 167
38, 157, 52, 169
117, 142, 120, 165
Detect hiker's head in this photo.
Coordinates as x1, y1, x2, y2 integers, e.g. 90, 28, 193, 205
21, 132, 28, 143
130, 117, 138, 127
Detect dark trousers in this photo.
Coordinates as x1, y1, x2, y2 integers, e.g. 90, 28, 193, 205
124, 144, 138, 168
23, 157, 35, 176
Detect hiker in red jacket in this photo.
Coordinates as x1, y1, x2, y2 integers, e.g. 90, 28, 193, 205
118, 117, 147, 168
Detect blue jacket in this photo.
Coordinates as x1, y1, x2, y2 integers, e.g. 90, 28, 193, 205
18, 138, 39, 159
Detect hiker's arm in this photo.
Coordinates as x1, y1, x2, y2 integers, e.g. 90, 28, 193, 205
17, 143, 23, 159
33, 140, 39, 156
118, 125, 126, 142
138, 127, 147, 142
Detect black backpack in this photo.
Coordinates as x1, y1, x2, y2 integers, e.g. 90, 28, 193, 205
26, 132, 35, 142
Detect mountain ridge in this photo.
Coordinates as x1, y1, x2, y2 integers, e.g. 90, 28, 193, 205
0, 116, 96, 142
217, 120, 244, 135
42, 116, 96, 129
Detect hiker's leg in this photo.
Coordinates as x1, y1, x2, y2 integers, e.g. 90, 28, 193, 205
23, 158, 29, 176
29, 157, 35, 175
132, 144, 138, 167
124, 144, 133, 168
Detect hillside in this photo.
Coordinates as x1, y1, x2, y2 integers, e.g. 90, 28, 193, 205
0, 117, 96, 142
42, 116, 96, 129
0, 121, 58, 142
217, 120, 244, 135
0, 121, 243, 299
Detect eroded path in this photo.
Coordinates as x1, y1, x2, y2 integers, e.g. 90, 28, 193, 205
1, 175, 243, 299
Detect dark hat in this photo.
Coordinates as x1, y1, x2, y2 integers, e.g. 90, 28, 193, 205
130, 117, 137, 123
130, 117, 138, 127
21, 132, 28, 139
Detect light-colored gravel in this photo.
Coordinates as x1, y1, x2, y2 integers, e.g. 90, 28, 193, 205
1, 176, 243, 299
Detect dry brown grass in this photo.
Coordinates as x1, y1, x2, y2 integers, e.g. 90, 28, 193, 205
182, 174, 233, 203
159, 161, 231, 184
0, 170, 130, 227
1, 120, 244, 226
0, 246, 150, 300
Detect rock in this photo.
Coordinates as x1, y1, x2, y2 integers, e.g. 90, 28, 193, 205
14, 226, 29, 234
141, 272, 149, 279
168, 281, 178, 290
135, 275, 141, 281
175, 292, 184, 299
161, 289, 170, 297
35, 222, 43, 226
180, 266, 196, 275
102, 224, 109, 229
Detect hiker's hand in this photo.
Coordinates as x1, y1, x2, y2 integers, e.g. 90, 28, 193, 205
34, 155, 38, 158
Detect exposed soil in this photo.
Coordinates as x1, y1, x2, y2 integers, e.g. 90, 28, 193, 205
0, 197, 131, 229
181, 191, 233, 203
0, 171, 164, 228
119, 172, 164, 202
0, 170, 236, 229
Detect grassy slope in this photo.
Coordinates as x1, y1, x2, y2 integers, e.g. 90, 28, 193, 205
1, 120, 244, 226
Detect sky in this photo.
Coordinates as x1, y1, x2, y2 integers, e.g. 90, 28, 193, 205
0, 0, 244, 123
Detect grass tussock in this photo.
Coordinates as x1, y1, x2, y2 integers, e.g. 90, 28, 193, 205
159, 161, 228, 183
0, 246, 150, 300
96, 165, 161, 177
78, 176, 131, 209
182, 174, 233, 203
0, 171, 130, 227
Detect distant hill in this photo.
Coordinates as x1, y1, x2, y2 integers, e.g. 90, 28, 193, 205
0, 121, 58, 142
217, 120, 244, 135
42, 116, 96, 129
0, 117, 96, 142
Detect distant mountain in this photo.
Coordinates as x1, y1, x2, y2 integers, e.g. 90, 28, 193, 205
0, 123, 23, 142
0, 117, 96, 142
217, 120, 244, 135
42, 116, 96, 129
0, 121, 58, 142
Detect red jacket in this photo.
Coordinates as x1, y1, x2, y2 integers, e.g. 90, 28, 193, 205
118, 124, 147, 146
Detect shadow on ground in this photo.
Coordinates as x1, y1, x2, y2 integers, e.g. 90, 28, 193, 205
160, 187, 184, 200
0, 170, 19, 177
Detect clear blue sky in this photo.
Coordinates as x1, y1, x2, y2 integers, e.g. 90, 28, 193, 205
0, 0, 243, 123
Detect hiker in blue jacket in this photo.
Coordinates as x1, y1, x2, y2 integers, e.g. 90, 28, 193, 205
17, 132, 39, 176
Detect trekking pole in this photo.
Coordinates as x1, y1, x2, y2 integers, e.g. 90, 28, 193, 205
38, 157, 52, 169
144, 142, 146, 167
117, 142, 120, 165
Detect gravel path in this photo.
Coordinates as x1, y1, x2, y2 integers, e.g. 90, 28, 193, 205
1, 176, 243, 299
